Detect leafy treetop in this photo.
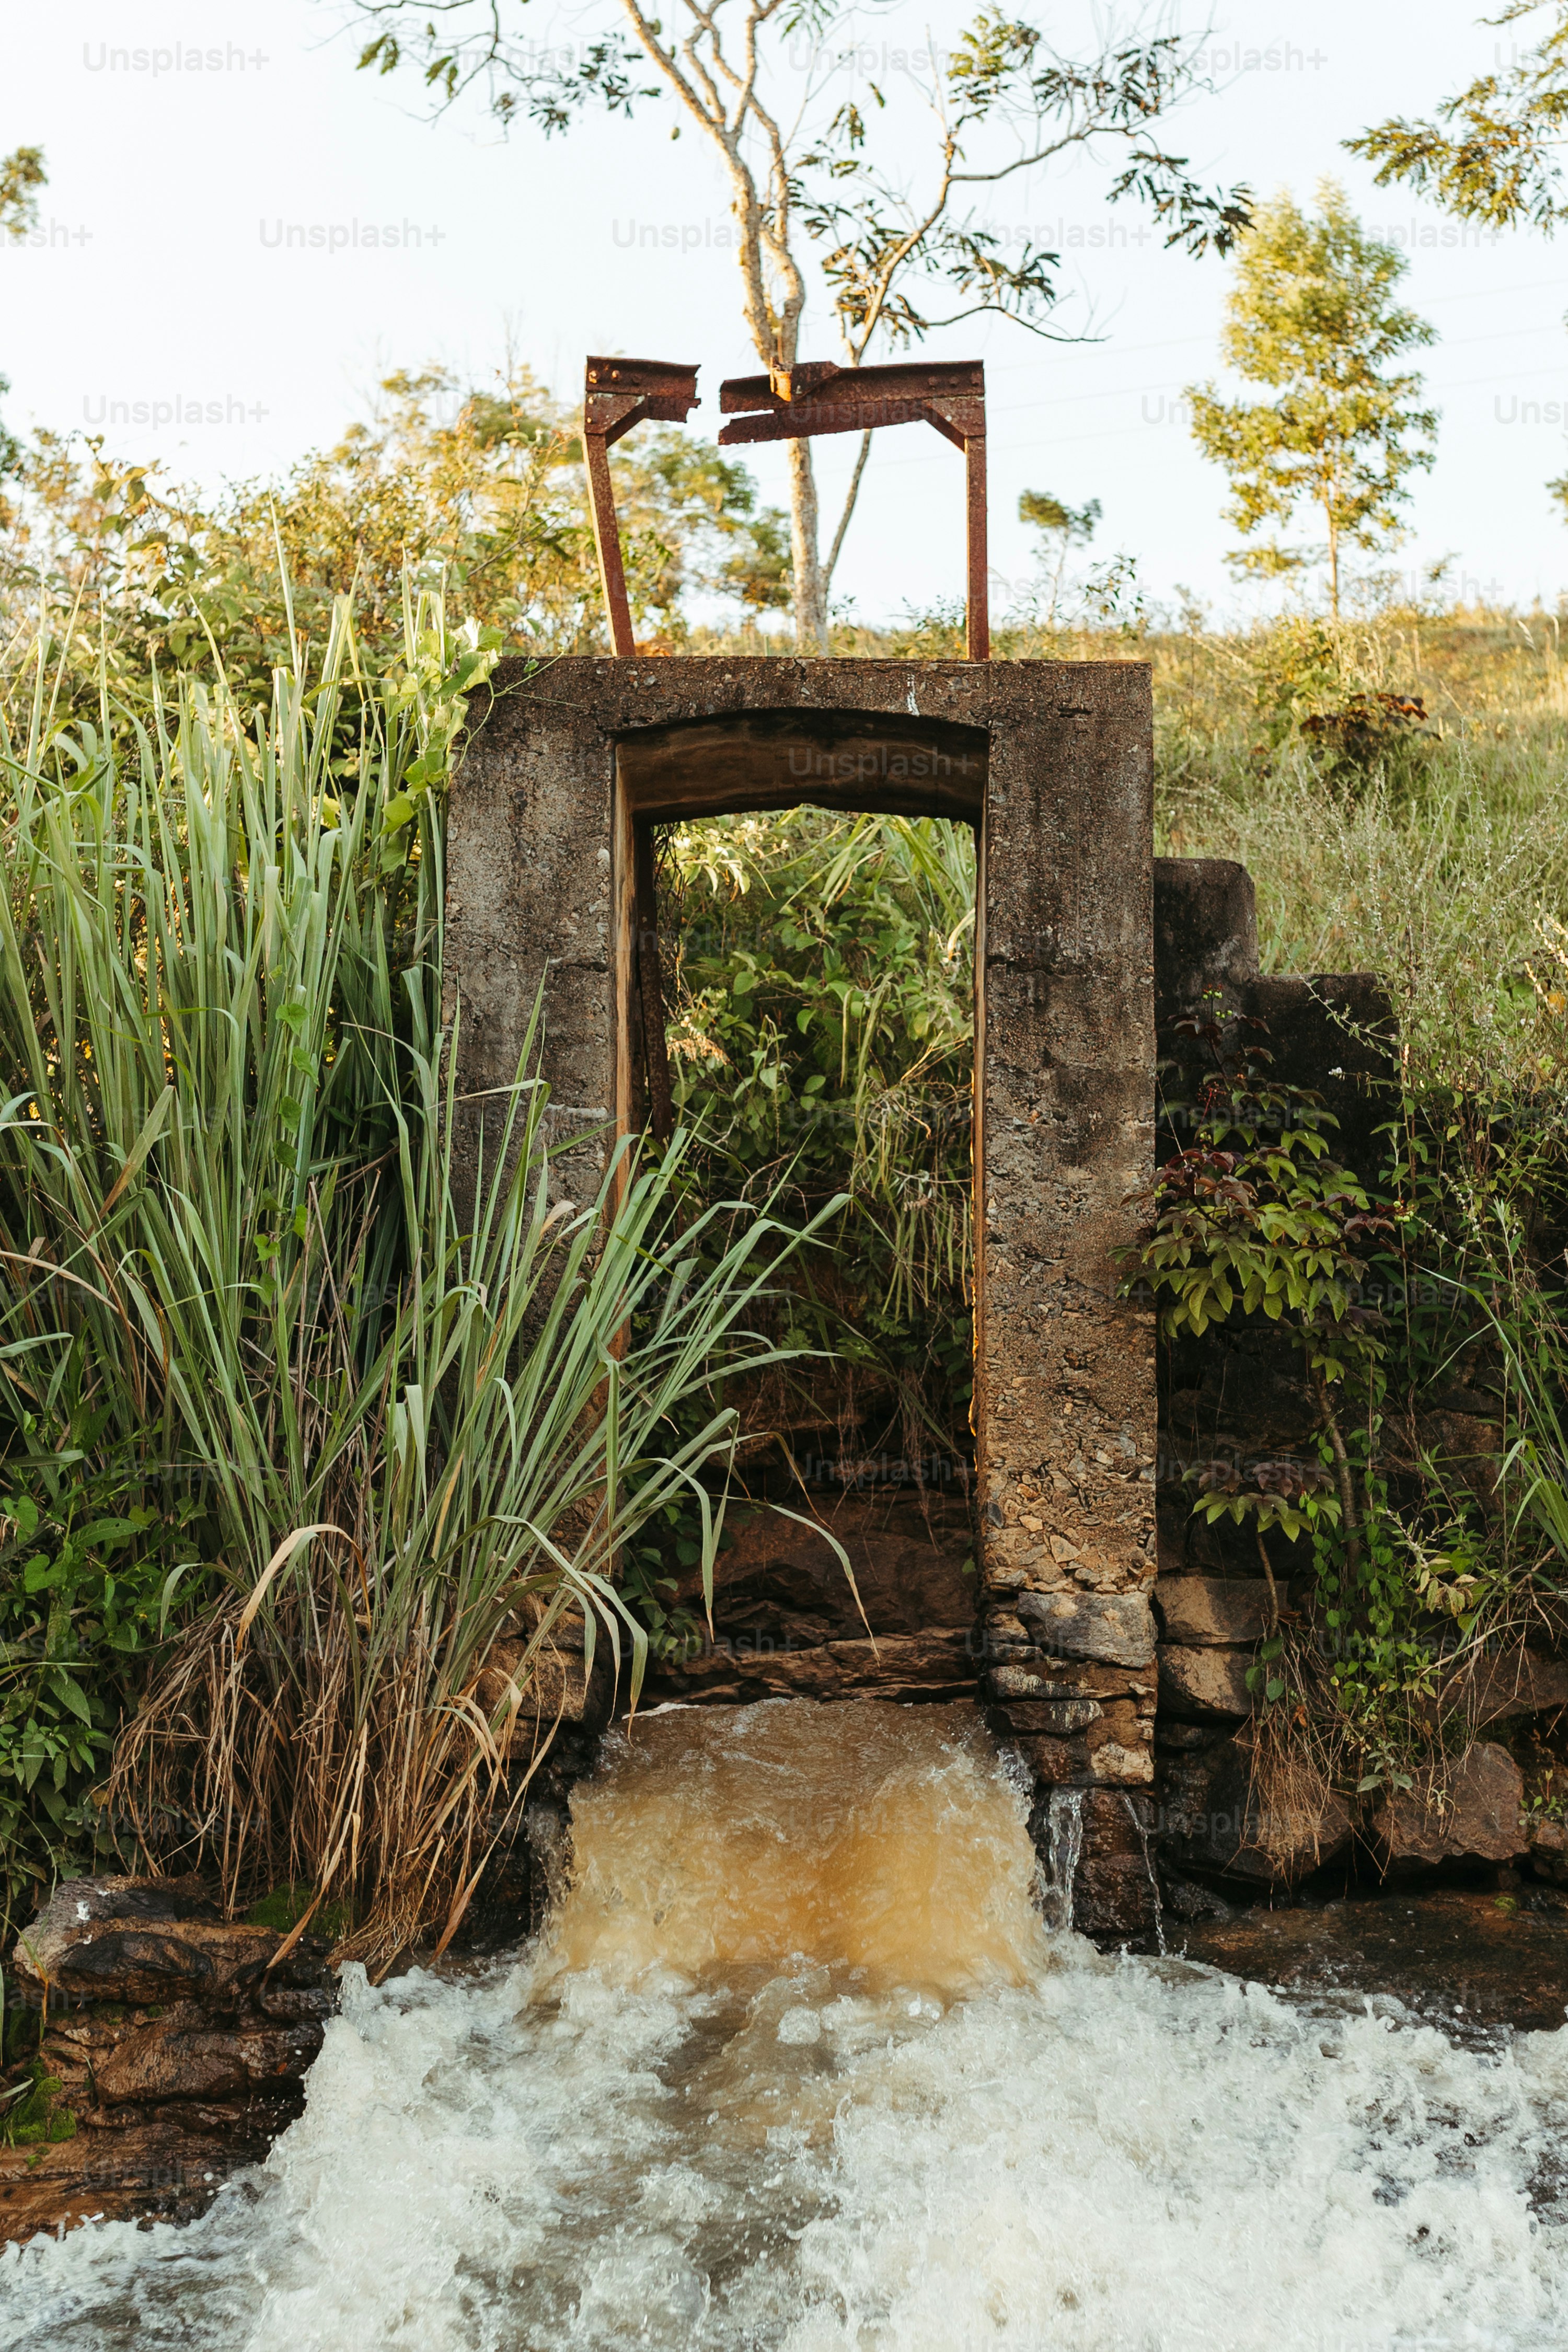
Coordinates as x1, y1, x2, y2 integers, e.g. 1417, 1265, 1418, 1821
1184, 185, 1438, 618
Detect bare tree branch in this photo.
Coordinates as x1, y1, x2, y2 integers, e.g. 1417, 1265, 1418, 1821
823, 428, 872, 593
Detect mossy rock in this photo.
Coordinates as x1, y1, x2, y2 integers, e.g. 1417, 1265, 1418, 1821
2, 2064, 76, 2147
245, 1883, 350, 1940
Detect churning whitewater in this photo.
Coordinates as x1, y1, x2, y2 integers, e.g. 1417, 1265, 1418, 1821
4, 1699, 1567, 2351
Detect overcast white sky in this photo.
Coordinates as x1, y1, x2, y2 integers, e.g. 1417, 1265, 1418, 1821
4, 0, 1566, 625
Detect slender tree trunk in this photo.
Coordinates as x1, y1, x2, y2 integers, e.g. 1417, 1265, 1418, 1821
1254, 1526, 1281, 1634
1328, 513, 1340, 622
1049, 534, 1068, 626
1311, 1364, 1362, 1577
788, 439, 828, 651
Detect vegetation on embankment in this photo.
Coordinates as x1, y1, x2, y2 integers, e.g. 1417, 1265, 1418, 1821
0, 601, 834, 1963
6, 363, 1568, 1924
767, 595, 1568, 1098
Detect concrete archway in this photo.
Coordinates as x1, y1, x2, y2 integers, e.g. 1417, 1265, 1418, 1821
449, 657, 1158, 1881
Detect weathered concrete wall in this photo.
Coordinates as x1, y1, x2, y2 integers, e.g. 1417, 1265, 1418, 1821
968, 668, 1159, 1829
449, 655, 1158, 1915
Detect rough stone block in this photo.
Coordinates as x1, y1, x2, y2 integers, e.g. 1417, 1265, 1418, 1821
1457, 1645, 1568, 1726
993, 1694, 1104, 1736
476, 1636, 615, 1746
9, 1877, 321, 2008
1153, 1576, 1284, 1646
1063, 1788, 1163, 1943
4, 1875, 339, 2248
1158, 1643, 1256, 1721
94, 2019, 324, 2108
1369, 1743, 1527, 1866
981, 1655, 1155, 1707
1007, 1700, 1155, 1786
1014, 1588, 1156, 1666
1241, 974, 1395, 1185
642, 1628, 973, 1706
1153, 858, 1258, 1030
1160, 1738, 1354, 1888
1152, 861, 1395, 1186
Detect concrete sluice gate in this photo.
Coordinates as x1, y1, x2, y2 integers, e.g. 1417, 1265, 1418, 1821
447, 656, 1161, 1939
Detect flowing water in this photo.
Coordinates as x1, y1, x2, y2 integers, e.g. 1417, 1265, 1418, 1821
6, 1698, 1568, 2350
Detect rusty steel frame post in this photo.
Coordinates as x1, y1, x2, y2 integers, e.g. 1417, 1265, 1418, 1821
964, 433, 988, 661
584, 431, 635, 658
583, 356, 700, 658
717, 359, 990, 659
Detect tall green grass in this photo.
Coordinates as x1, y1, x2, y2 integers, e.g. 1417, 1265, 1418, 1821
0, 596, 826, 1963
1158, 729, 1568, 1097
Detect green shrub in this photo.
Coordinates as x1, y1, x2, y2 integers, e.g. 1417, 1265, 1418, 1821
658, 805, 975, 1470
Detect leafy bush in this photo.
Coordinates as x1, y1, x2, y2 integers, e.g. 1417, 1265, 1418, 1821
1299, 689, 1433, 783
1127, 994, 1568, 1792
658, 805, 975, 1472
0, 1470, 204, 1922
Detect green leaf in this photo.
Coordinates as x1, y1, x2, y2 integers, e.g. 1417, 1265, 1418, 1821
50, 1676, 93, 1727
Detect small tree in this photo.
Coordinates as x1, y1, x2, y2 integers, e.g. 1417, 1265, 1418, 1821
1184, 185, 1438, 620
1019, 487, 1100, 621
344, 5, 1249, 648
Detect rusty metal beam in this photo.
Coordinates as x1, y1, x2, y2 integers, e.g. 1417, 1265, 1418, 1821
583, 356, 699, 659
717, 358, 989, 660
719, 358, 983, 411
718, 397, 937, 444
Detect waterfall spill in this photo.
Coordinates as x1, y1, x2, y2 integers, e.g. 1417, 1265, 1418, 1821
547, 1696, 1048, 1994
1042, 1786, 1085, 1934
6, 1698, 1568, 2350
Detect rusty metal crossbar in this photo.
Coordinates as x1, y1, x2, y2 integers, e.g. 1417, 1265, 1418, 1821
718, 359, 988, 660
583, 350, 990, 663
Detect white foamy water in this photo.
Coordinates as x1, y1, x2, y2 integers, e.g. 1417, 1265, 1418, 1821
5, 1700, 1567, 2351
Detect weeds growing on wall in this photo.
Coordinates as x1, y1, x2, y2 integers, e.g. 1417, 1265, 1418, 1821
1126, 989, 1568, 1801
